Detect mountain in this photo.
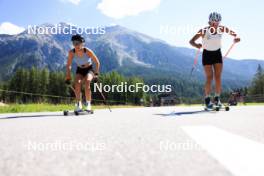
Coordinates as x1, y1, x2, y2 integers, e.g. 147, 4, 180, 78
0, 23, 263, 90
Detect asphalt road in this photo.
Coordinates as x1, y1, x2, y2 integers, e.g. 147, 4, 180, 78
0, 106, 264, 176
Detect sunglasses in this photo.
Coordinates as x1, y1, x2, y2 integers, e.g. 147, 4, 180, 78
210, 21, 220, 25
72, 40, 82, 46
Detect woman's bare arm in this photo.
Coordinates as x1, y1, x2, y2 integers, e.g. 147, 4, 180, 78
220, 26, 241, 43
189, 29, 203, 49
66, 51, 74, 80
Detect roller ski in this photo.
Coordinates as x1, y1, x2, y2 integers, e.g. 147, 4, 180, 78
213, 96, 230, 111
63, 102, 94, 116
212, 105, 230, 111
73, 110, 94, 116
63, 109, 94, 116
204, 96, 229, 111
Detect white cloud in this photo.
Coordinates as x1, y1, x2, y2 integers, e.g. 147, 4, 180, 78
60, 0, 81, 5
97, 0, 161, 19
0, 22, 25, 35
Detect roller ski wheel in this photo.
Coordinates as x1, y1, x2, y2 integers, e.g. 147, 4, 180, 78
74, 110, 81, 116
63, 110, 69, 116
85, 110, 94, 114
225, 106, 230, 111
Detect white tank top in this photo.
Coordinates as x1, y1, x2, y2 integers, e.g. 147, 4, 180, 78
202, 28, 222, 51
72, 48, 92, 66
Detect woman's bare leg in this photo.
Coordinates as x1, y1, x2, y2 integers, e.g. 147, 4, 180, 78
84, 73, 93, 111
204, 65, 214, 97
84, 73, 93, 102
74, 74, 83, 102
213, 63, 223, 95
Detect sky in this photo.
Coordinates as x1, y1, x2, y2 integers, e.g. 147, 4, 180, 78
0, 0, 263, 60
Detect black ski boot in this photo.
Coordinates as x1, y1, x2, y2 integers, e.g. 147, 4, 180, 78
214, 96, 222, 108
205, 97, 213, 109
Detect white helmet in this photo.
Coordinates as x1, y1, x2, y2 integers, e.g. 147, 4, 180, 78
209, 12, 222, 22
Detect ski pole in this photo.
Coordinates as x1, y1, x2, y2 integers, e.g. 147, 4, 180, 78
69, 85, 82, 101
95, 82, 112, 112
223, 42, 235, 59
190, 48, 201, 76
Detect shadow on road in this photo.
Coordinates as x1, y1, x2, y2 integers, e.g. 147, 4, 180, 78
0, 114, 64, 120
155, 110, 216, 117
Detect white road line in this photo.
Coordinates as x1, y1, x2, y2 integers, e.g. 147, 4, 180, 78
182, 126, 264, 176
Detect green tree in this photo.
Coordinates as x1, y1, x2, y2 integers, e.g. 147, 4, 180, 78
39, 68, 50, 102
249, 64, 264, 96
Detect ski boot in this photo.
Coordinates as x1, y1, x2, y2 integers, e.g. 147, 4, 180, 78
84, 101, 94, 114
204, 97, 214, 110
74, 101, 83, 115
214, 96, 222, 108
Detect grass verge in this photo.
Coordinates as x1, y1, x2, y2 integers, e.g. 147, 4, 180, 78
0, 103, 138, 113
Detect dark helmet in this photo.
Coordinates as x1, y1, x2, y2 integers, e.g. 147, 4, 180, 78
71, 34, 85, 43
209, 12, 222, 23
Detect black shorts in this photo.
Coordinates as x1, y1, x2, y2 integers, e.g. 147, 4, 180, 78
76, 65, 94, 77
202, 49, 223, 66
